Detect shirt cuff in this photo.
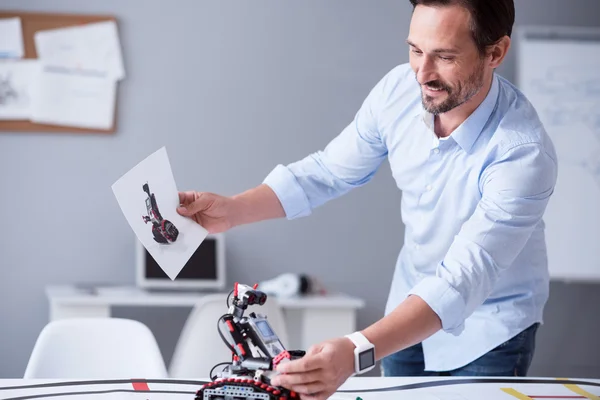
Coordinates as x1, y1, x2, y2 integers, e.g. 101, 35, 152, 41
263, 164, 312, 219
407, 276, 466, 335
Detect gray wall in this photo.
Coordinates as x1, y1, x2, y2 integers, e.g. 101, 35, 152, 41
0, 0, 598, 379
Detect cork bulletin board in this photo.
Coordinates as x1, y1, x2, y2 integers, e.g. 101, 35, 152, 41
0, 11, 119, 134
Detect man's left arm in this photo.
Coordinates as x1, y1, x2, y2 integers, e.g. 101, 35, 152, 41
271, 142, 557, 399
364, 141, 558, 358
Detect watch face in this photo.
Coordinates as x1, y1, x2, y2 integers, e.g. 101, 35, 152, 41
359, 348, 375, 370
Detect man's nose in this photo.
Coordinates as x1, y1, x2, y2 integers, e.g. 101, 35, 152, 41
416, 55, 437, 85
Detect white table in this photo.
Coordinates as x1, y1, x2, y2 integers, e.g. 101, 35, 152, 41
46, 285, 365, 351
1, 376, 599, 399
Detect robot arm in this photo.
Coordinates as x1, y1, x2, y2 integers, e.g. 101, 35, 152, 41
218, 313, 252, 360
218, 283, 275, 362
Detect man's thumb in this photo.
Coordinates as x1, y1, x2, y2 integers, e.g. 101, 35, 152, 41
176, 205, 190, 216
177, 193, 211, 216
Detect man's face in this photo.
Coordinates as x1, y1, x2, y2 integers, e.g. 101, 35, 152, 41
407, 4, 488, 115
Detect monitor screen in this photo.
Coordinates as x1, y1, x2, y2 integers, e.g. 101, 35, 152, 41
136, 233, 225, 290
145, 239, 217, 280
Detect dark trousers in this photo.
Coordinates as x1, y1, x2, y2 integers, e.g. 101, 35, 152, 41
381, 323, 539, 376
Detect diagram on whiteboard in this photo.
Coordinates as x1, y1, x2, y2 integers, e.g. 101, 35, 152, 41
517, 27, 600, 282
528, 65, 600, 187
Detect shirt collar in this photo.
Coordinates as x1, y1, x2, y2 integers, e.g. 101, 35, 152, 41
419, 73, 500, 153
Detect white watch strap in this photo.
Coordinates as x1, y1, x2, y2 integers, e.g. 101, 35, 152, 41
345, 331, 371, 348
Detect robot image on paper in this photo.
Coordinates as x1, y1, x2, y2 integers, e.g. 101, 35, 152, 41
195, 282, 306, 400
141, 182, 179, 244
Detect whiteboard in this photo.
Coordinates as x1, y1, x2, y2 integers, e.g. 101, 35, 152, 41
516, 26, 600, 282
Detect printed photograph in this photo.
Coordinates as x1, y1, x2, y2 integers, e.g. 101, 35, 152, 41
112, 147, 208, 280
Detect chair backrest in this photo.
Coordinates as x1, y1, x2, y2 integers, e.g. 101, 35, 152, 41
24, 318, 168, 379
169, 292, 289, 379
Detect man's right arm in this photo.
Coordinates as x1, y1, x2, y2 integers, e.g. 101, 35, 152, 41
260, 67, 398, 220
179, 66, 401, 231
230, 184, 286, 227
178, 187, 284, 233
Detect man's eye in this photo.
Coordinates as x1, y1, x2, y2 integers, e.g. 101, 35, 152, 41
439, 56, 454, 61
411, 49, 422, 55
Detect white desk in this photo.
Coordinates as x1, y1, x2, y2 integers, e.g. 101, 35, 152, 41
1, 377, 599, 399
46, 285, 365, 351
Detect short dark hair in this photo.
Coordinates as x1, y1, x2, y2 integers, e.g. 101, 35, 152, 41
409, 0, 515, 55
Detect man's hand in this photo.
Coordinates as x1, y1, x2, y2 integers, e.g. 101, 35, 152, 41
270, 337, 356, 400
177, 184, 286, 233
177, 191, 239, 233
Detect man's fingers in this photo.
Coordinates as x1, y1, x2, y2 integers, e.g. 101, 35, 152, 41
178, 192, 212, 215
305, 343, 323, 356
276, 354, 324, 374
299, 391, 329, 400
271, 372, 328, 398
286, 381, 326, 396
272, 370, 323, 387
179, 191, 196, 205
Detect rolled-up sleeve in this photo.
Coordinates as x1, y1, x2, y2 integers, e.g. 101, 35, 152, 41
408, 142, 558, 334
263, 72, 392, 219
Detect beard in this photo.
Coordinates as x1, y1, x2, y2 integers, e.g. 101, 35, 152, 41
419, 62, 485, 115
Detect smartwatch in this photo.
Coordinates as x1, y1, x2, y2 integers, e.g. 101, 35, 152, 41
344, 331, 376, 374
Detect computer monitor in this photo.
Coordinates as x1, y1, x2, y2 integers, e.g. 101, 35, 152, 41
135, 233, 226, 290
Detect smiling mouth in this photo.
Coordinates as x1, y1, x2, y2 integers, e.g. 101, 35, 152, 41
424, 85, 446, 92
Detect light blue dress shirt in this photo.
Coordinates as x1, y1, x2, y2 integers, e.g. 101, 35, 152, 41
263, 63, 558, 371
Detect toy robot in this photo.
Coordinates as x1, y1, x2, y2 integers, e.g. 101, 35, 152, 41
196, 282, 306, 400
142, 182, 179, 244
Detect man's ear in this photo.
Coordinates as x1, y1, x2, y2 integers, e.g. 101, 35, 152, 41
487, 36, 511, 68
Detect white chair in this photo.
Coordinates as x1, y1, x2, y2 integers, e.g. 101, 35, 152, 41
169, 293, 289, 379
24, 318, 168, 379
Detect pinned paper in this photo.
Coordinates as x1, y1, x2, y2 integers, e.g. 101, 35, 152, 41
34, 20, 125, 80
112, 147, 208, 280
0, 17, 24, 58
30, 68, 116, 130
0, 60, 41, 120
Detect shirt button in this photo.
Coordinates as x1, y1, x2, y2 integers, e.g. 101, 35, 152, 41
414, 244, 420, 250
425, 184, 432, 191
433, 148, 440, 154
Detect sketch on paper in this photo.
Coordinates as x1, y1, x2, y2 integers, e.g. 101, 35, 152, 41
0, 73, 18, 105
141, 181, 179, 244
30, 69, 116, 130
0, 60, 40, 120
34, 20, 125, 80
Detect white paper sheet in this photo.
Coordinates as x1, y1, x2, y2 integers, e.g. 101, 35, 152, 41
30, 68, 116, 130
112, 147, 209, 280
0, 60, 41, 119
34, 20, 125, 80
0, 17, 24, 58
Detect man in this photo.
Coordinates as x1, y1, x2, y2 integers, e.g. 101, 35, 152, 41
177, 0, 557, 398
